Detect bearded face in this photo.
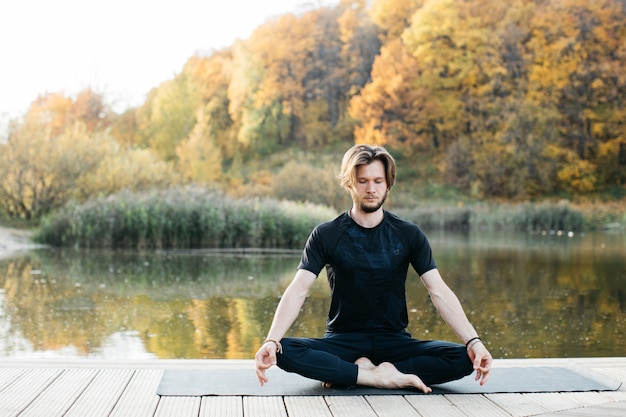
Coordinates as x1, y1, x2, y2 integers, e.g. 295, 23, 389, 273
350, 160, 389, 214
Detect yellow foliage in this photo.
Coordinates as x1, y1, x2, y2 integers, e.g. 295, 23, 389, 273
557, 160, 597, 193
175, 109, 223, 185
369, 0, 423, 40
349, 38, 427, 149
0, 115, 178, 220
77, 147, 178, 198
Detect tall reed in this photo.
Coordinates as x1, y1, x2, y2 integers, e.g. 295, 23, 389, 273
36, 187, 337, 249
469, 201, 584, 232
393, 201, 584, 233
36, 188, 590, 250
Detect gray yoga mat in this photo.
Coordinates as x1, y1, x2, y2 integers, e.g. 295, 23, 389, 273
157, 365, 622, 396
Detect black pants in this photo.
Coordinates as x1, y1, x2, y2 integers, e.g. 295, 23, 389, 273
277, 331, 474, 386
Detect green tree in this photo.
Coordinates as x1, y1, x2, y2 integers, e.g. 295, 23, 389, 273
175, 108, 224, 184
138, 73, 201, 161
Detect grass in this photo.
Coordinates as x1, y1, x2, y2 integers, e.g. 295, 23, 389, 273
35, 187, 338, 249
393, 200, 585, 233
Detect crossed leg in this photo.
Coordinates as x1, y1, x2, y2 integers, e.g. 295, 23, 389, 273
324, 357, 432, 393
278, 334, 470, 392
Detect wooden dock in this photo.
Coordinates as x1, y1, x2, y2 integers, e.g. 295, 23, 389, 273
0, 357, 624, 417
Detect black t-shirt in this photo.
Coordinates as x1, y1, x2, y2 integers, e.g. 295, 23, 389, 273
298, 210, 437, 333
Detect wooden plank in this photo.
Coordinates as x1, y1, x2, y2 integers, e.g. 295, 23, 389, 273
19, 369, 98, 417
324, 396, 378, 417
284, 396, 333, 417
0, 368, 62, 417
65, 368, 135, 417
404, 395, 467, 417
365, 395, 422, 417
521, 392, 587, 413
109, 369, 162, 417
593, 389, 626, 403
535, 401, 626, 417
445, 394, 510, 417
200, 396, 243, 417
243, 396, 288, 417
155, 396, 201, 417
0, 368, 28, 394
562, 391, 614, 407
485, 393, 550, 417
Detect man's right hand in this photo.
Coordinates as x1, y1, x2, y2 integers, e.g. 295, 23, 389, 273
255, 341, 277, 386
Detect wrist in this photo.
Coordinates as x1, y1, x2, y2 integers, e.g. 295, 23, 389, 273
465, 336, 482, 350
263, 339, 283, 353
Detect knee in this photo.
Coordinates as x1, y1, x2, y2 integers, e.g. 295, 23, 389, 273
438, 344, 474, 376
461, 349, 475, 376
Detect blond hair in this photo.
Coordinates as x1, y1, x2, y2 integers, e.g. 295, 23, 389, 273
339, 144, 396, 191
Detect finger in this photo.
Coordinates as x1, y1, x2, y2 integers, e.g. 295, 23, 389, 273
480, 371, 490, 385
474, 367, 490, 385
256, 369, 268, 386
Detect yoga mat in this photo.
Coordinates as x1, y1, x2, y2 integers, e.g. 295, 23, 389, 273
157, 365, 622, 396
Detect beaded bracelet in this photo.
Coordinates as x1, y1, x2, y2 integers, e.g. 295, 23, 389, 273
263, 339, 283, 354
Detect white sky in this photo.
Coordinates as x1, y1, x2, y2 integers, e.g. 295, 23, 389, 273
0, 0, 338, 126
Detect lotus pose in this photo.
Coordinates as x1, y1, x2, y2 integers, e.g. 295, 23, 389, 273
255, 144, 492, 392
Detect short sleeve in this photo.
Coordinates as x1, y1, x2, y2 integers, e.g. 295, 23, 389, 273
409, 227, 437, 276
297, 225, 327, 276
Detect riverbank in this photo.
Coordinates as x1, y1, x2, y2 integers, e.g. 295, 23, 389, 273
0, 226, 43, 260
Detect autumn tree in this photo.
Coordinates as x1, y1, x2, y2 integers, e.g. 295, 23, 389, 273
0, 91, 113, 219
350, 38, 424, 148
439, 0, 567, 198
228, 4, 379, 155
369, 0, 423, 42
526, 0, 626, 192
0, 91, 177, 220
0, 121, 104, 219
238, 13, 312, 152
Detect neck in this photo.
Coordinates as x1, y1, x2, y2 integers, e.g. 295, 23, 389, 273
349, 206, 384, 228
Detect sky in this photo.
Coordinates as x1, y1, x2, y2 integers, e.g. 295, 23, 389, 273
0, 0, 338, 126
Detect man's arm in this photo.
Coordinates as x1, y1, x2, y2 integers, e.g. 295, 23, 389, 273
420, 268, 493, 385
255, 268, 317, 386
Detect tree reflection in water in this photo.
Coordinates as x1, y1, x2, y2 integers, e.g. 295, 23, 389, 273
0, 231, 624, 359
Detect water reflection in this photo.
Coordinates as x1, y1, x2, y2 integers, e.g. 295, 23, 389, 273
0, 232, 624, 360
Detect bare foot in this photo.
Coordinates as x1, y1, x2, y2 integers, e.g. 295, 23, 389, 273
323, 357, 377, 388
355, 357, 376, 370
357, 362, 432, 393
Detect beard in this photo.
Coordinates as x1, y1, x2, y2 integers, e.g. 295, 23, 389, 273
355, 190, 387, 213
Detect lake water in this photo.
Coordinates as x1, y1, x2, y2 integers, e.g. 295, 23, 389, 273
0, 231, 624, 360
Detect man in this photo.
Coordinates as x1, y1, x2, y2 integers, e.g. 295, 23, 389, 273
255, 144, 492, 393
